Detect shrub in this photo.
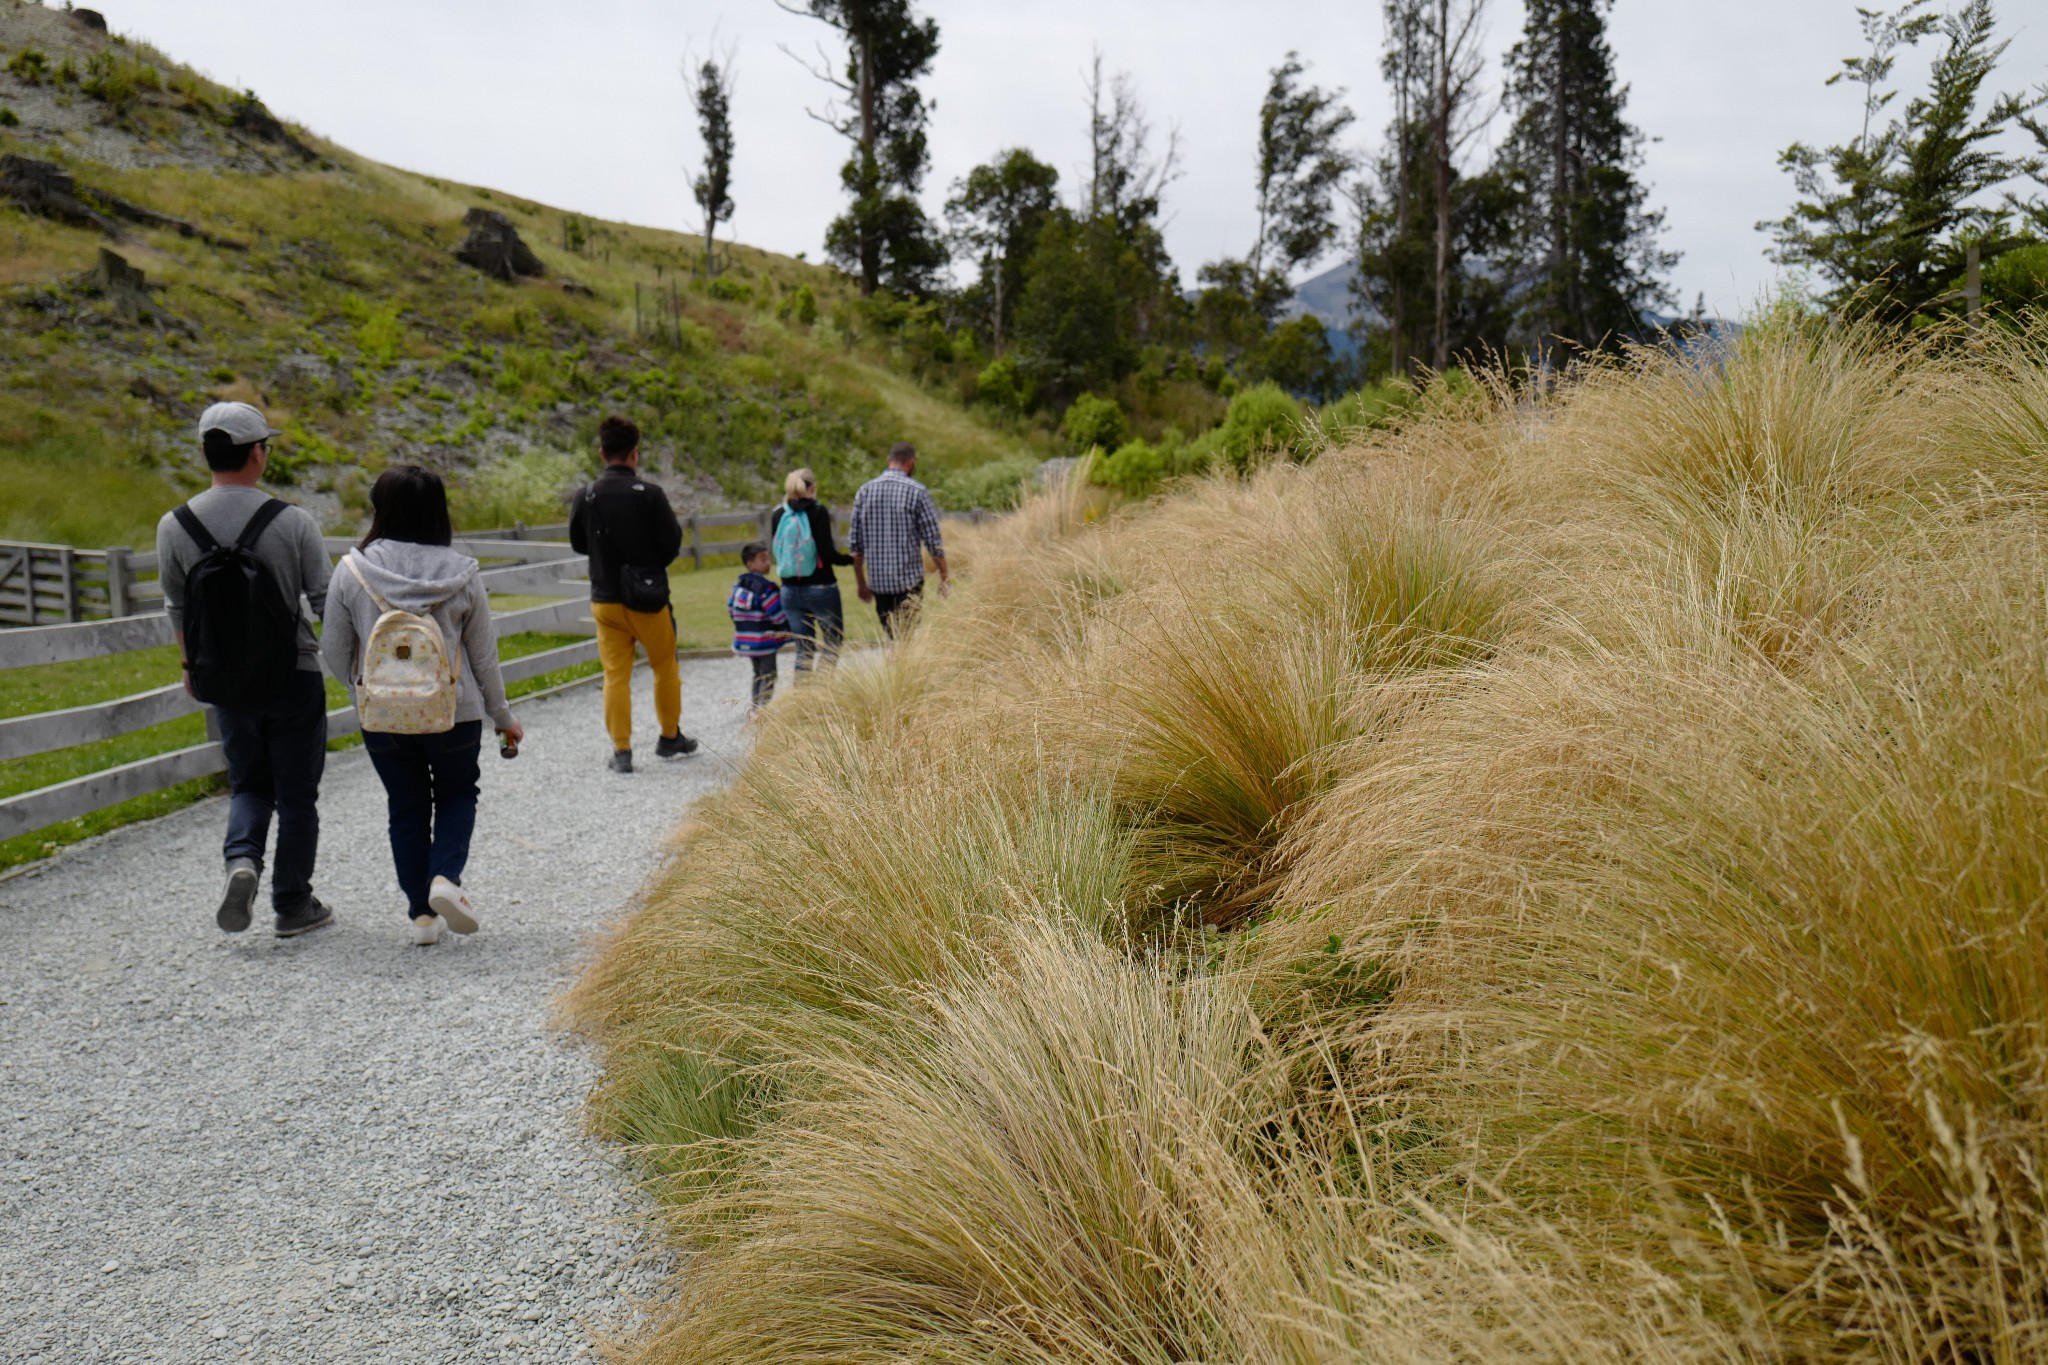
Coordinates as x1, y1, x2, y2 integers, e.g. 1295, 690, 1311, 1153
1213, 381, 1306, 468
779, 283, 818, 328
927, 455, 1039, 511
974, 355, 1031, 416
1060, 392, 1127, 453
1984, 244, 2048, 313
80, 52, 161, 115
0, 107, 17, 128
1316, 378, 1419, 440
708, 275, 753, 304
1091, 429, 1189, 498
5, 48, 50, 85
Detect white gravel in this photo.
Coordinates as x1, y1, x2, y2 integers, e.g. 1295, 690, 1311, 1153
0, 656, 764, 1364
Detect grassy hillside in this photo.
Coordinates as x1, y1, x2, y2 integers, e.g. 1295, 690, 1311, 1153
0, 0, 1037, 550
573, 315, 2048, 1360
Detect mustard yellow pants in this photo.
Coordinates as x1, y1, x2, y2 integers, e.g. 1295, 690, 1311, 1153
591, 602, 681, 753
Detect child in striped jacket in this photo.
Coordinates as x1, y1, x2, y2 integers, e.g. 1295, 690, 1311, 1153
728, 543, 790, 707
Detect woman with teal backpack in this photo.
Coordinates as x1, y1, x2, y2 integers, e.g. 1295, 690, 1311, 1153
769, 468, 854, 673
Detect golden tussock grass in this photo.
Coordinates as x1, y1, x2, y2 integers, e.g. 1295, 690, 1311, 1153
572, 315, 2048, 1362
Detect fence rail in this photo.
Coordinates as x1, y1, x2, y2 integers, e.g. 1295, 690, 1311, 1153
1, 500, 998, 843
0, 504, 993, 627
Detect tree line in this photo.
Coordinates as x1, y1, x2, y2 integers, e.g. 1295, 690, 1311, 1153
682, 0, 2048, 436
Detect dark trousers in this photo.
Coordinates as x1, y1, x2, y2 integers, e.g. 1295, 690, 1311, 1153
872, 584, 924, 639
214, 668, 328, 911
779, 582, 844, 671
363, 721, 482, 920
748, 654, 778, 708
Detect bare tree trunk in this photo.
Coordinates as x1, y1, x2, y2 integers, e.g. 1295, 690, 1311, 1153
1549, 17, 1569, 341
1390, 34, 1411, 378
1431, 0, 1452, 373
857, 27, 879, 297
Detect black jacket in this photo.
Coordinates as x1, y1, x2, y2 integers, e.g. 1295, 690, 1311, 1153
570, 464, 683, 604
768, 498, 855, 587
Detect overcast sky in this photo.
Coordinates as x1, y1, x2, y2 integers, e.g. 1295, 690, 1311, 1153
103, 0, 2048, 319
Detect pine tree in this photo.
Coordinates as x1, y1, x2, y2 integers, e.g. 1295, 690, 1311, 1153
1494, 0, 1676, 351
684, 47, 737, 279
1764, 0, 2042, 325
781, 0, 946, 297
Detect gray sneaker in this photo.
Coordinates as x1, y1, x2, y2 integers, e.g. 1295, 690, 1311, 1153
217, 859, 259, 933
609, 749, 633, 774
274, 897, 334, 938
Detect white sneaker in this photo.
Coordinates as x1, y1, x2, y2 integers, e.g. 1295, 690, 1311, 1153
428, 877, 478, 935
410, 914, 444, 946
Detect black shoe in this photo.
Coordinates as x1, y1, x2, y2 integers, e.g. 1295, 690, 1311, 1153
217, 858, 258, 933
655, 733, 699, 759
274, 897, 334, 938
609, 749, 634, 774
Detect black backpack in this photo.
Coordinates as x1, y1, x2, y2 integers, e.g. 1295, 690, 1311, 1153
173, 498, 302, 707
583, 483, 671, 613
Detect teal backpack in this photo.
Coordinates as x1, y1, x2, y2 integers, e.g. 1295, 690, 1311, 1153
773, 505, 819, 578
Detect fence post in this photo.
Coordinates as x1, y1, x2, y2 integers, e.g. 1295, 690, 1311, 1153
687, 515, 702, 571
106, 546, 131, 618
56, 545, 78, 623
513, 521, 527, 542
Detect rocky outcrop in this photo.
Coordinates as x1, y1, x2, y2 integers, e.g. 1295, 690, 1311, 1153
0, 154, 121, 233
454, 208, 545, 282
225, 93, 315, 161
82, 248, 196, 336
0, 154, 247, 248
70, 9, 108, 32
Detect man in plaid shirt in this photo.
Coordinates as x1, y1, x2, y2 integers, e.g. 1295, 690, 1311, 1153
848, 442, 949, 638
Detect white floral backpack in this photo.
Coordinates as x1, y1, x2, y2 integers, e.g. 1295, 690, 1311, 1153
345, 555, 459, 734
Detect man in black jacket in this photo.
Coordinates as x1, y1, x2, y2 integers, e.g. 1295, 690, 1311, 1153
569, 416, 696, 773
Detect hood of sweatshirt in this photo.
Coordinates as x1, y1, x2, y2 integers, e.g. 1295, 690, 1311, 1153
348, 540, 480, 613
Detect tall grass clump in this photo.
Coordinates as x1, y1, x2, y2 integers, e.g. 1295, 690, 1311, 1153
574, 312, 2048, 1362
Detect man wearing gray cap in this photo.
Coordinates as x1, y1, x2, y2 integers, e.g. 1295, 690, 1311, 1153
156, 402, 337, 937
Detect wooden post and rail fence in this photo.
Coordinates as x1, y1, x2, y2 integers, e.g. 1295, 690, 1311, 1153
0, 505, 994, 847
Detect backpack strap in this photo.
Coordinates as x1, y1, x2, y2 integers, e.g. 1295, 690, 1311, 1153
171, 503, 220, 555
343, 554, 393, 614
235, 497, 291, 553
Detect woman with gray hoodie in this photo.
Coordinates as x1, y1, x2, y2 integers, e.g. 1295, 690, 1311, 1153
321, 466, 523, 945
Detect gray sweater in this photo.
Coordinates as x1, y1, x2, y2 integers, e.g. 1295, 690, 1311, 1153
319, 540, 514, 732
155, 485, 331, 672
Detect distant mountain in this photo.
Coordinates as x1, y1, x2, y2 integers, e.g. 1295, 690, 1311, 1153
1281, 259, 1381, 331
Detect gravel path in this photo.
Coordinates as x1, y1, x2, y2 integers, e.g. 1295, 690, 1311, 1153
0, 657, 760, 1364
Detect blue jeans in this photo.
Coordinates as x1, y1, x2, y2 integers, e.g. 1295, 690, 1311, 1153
363, 721, 482, 920
779, 582, 844, 671
215, 668, 328, 912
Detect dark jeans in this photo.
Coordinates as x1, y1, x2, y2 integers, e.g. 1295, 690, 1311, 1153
214, 668, 328, 911
779, 582, 844, 671
363, 721, 482, 920
872, 584, 923, 639
748, 654, 777, 707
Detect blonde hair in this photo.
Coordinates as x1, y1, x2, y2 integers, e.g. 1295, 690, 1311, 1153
784, 468, 818, 499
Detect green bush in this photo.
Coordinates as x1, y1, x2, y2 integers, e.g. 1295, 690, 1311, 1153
709, 275, 753, 304
1061, 393, 1128, 453
5, 48, 50, 85
779, 284, 819, 328
975, 356, 1032, 416
1985, 245, 2048, 313
1316, 378, 1420, 441
0, 107, 18, 129
80, 52, 161, 115
928, 455, 1040, 511
340, 295, 403, 368
1214, 382, 1306, 469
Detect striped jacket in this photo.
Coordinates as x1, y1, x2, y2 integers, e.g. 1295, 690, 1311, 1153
728, 571, 788, 656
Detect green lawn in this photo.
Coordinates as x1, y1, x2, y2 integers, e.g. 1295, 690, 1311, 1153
0, 563, 877, 868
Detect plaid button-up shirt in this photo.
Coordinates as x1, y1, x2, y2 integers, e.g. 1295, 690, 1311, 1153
847, 469, 945, 595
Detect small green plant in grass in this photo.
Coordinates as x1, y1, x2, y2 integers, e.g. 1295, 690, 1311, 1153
5, 48, 50, 85
207, 364, 235, 383
340, 294, 403, 368
0, 107, 18, 128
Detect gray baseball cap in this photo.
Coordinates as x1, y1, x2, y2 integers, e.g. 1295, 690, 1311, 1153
197, 401, 282, 445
